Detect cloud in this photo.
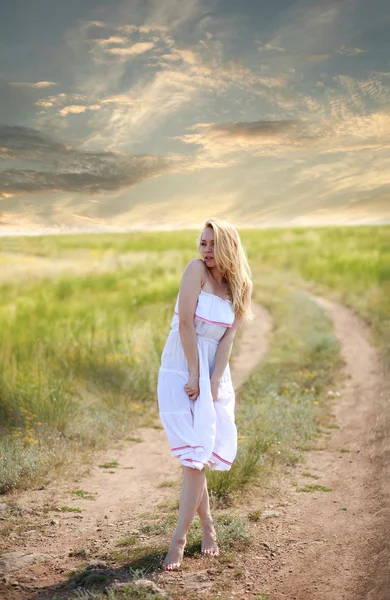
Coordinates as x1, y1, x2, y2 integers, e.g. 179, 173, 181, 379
105, 41, 155, 56
178, 119, 315, 157
58, 104, 101, 116
84, 20, 106, 28
101, 69, 197, 139
258, 43, 286, 53
94, 35, 128, 46
257, 2, 353, 68
290, 193, 390, 226
0, 126, 70, 162
338, 72, 390, 106
178, 102, 390, 163
259, 45, 331, 61
208, 120, 302, 138
32, 12, 296, 145
257, 75, 288, 88
175, 49, 199, 65
40, 93, 88, 104
337, 46, 365, 56
141, 0, 210, 31
8, 81, 58, 88
0, 126, 177, 198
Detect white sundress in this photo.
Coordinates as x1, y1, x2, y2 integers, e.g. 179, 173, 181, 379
157, 288, 237, 471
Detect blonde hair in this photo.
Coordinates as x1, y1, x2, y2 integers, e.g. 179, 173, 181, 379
197, 218, 254, 322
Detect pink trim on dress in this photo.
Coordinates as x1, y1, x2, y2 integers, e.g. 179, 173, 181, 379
172, 444, 203, 451
212, 452, 232, 466
182, 454, 232, 467
174, 311, 232, 328
184, 458, 206, 467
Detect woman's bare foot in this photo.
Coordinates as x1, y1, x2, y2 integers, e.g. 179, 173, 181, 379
201, 520, 220, 557
161, 535, 186, 571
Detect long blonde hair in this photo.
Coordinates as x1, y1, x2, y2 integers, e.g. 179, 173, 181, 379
197, 218, 254, 322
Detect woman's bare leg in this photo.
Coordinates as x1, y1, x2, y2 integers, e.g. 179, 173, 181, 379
162, 466, 205, 569
197, 479, 219, 556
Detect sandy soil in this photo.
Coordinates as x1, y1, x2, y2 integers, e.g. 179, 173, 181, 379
0, 294, 388, 600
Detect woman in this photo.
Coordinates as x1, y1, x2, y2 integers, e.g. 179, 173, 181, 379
157, 218, 253, 570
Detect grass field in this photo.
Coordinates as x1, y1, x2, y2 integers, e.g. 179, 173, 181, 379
0, 226, 388, 496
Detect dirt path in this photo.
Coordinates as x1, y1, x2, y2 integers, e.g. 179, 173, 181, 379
231, 294, 389, 600
0, 302, 272, 599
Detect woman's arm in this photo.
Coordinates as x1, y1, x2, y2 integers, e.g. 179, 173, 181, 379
212, 281, 252, 387
178, 259, 205, 400
210, 315, 243, 400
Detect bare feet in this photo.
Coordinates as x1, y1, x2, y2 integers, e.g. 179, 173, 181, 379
201, 520, 220, 557
161, 535, 186, 571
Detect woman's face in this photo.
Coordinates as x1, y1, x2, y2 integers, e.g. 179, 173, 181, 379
200, 227, 216, 267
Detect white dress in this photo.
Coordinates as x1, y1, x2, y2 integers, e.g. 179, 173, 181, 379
157, 288, 237, 471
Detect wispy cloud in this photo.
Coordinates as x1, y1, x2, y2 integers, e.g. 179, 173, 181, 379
104, 41, 155, 57
181, 105, 390, 158
337, 46, 365, 56
58, 104, 101, 116
0, 126, 177, 199
178, 118, 321, 159
9, 81, 58, 88
259, 45, 331, 61
258, 43, 286, 53
93, 35, 128, 46
35, 93, 88, 108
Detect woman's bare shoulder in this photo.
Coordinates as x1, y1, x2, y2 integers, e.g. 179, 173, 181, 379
180, 258, 206, 288
183, 258, 206, 275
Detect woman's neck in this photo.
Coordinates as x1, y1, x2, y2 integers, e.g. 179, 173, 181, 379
208, 267, 224, 284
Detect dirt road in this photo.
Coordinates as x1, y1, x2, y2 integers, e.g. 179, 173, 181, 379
241, 294, 389, 600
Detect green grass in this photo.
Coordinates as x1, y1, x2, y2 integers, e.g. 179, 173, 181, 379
106, 512, 250, 570
54, 584, 169, 600
0, 230, 197, 258
296, 484, 332, 493
206, 281, 342, 501
70, 489, 99, 500
247, 509, 262, 522
242, 225, 390, 373
157, 479, 176, 488
65, 564, 164, 598
301, 472, 320, 479
0, 225, 388, 496
0, 249, 198, 493
99, 461, 120, 469
115, 535, 138, 547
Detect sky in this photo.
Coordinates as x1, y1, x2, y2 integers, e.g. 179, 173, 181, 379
0, 0, 389, 234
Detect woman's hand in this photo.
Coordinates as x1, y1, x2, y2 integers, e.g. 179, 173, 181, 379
184, 373, 200, 401
210, 376, 220, 402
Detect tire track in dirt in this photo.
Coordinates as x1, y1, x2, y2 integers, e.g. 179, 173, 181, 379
242, 294, 389, 600
0, 301, 272, 599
